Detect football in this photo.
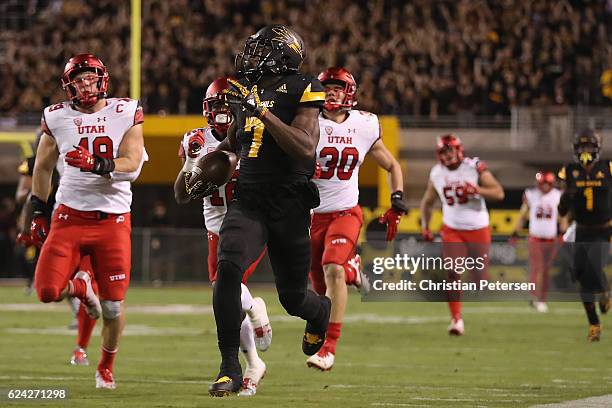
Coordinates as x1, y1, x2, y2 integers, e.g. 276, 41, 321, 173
189, 150, 237, 191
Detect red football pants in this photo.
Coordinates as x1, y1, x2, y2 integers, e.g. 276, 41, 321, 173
528, 236, 558, 301
207, 231, 266, 283
35, 205, 131, 302
309, 205, 363, 295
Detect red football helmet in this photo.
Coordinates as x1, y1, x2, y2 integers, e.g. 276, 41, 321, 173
61, 54, 109, 107
536, 171, 555, 185
436, 134, 464, 168
318, 67, 357, 111
203, 77, 234, 134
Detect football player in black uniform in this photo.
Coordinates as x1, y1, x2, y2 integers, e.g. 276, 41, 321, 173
209, 25, 331, 396
558, 129, 612, 342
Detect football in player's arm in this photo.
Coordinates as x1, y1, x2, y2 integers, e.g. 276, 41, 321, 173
173, 77, 270, 397
208, 25, 331, 396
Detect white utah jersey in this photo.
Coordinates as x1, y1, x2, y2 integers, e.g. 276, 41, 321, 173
430, 157, 489, 230
180, 127, 237, 235
42, 98, 144, 213
524, 187, 561, 239
313, 110, 380, 213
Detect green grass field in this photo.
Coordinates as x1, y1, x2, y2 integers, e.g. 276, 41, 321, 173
1, 285, 611, 407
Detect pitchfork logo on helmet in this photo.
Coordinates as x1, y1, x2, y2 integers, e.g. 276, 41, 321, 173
318, 67, 357, 112
436, 134, 464, 168
573, 128, 601, 167
61, 54, 109, 107
235, 24, 305, 83
203, 77, 234, 134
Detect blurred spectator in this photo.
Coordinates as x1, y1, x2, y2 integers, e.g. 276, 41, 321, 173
0, 0, 610, 119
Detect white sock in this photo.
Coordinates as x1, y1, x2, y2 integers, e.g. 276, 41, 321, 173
240, 316, 260, 368
241, 283, 254, 314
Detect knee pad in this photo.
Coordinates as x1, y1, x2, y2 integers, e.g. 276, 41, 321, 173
101, 300, 122, 319
38, 286, 61, 303
278, 291, 306, 316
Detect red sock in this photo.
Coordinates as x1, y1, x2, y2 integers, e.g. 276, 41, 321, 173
76, 304, 96, 349
324, 322, 342, 354
98, 346, 118, 372
448, 301, 462, 320
69, 279, 87, 299
343, 262, 356, 284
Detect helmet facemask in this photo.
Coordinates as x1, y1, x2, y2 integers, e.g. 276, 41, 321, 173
62, 68, 108, 107
203, 98, 232, 134
322, 80, 356, 112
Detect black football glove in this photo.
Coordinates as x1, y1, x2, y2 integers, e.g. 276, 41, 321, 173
184, 171, 217, 199
225, 78, 268, 119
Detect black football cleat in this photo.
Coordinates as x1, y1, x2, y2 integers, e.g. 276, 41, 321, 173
209, 374, 242, 397
302, 296, 331, 356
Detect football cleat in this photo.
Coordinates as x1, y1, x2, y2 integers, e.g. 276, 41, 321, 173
249, 297, 272, 352
73, 271, 101, 320
95, 368, 116, 389
209, 375, 242, 397
535, 302, 549, 313
306, 349, 335, 371
599, 292, 611, 314
238, 359, 266, 397
448, 318, 465, 336
302, 296, 331, 356
588, 324, 601, 342
70, 347, 89, 366
349, 254, 370, 296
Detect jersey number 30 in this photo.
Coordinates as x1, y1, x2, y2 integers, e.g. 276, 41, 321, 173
318, 147, 359, 180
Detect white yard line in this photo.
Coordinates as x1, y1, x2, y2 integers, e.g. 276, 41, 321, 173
530, 394, 612, 407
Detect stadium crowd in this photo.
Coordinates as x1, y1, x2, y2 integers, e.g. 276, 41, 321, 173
1, 0, 610, 119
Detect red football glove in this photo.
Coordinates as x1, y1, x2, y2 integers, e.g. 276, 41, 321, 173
378, 191, 409, 241
188, 130, 205, 158
464, 182, 480, 199
30, 216, 49, 247
313, 161, 321, 179
16, 232, 36, 247
379, 209, 403, 241
66, 145, 96, 171
65, 145, 115, 175
421, 228, 434, 242
508, 231, 519, 246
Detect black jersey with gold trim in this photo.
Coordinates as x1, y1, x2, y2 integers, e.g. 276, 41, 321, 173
233, 73, 325, 184
558, 160, 612, 225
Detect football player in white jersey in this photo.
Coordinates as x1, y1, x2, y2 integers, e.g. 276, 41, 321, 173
420, 134, 504, 335
173, 77, 269, 396
511, 171, 562, 312
30, 54, 147, 389
306, 67, 407, 371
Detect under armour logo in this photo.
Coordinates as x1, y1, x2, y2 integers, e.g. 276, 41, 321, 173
116, 215, 125, 223
97, 117, 106, 122
347, 128, 356, 133
58, 213, 68, 220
